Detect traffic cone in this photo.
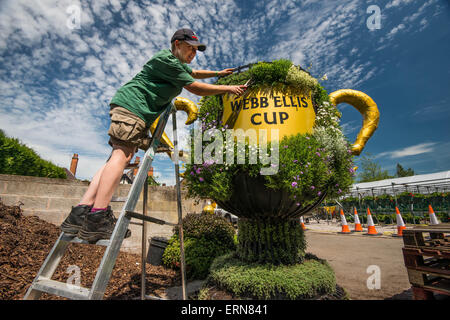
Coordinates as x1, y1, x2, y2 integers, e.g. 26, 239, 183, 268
338, 209, 351, 234
428, 205, 440, 225
392, 206, 406, 237
364, 207, 382, 236
300, 216, 307, 230
353, 207, 363, 232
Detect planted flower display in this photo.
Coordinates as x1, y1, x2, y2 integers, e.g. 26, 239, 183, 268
180, 60, 380, 298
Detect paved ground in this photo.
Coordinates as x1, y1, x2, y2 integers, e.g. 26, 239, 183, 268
305, 220, 413, 300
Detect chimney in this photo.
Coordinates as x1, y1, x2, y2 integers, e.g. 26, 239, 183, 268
133, 156, 141, 177
148, 167, 154, 177
70, 153, 79, 177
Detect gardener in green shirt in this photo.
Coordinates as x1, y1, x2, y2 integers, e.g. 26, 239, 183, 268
61, 28, 247, 242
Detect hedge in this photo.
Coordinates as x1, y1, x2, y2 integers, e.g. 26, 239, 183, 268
0, 129, 67, 178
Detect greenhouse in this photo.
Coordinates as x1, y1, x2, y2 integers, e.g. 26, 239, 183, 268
335, 170, 450, 224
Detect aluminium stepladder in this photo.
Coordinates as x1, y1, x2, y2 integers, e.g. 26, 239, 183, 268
24, 103, 188, 300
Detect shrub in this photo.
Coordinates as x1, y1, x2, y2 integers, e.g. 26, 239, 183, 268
207, 252, 336, 299
174, 213, 236, 249
162, 213, 236, 279
0, 129, 66, 178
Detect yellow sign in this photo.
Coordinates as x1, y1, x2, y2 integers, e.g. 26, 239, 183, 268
222, 91, 316, 142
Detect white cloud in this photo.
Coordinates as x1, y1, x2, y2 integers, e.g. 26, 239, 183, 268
376, 143, 437, 159
0, 0, 443, 184
385, 0, 416, 9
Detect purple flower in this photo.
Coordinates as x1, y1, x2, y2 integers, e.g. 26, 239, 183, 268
305, 136, 310, 140
318, 191, 322, 196
196, 168, 202, 174
203, 159, 215, 167
300, 171, 304, 174
335, 183, 339, 187
190, 171, 194, 176
311, 186, 315, 190
338, 189, 342, 194
283, 145, 289, 149
315, 152, 321, 157
199, 177, 204, 182
296, 202, 301, 206
293, 159, 298, 163
291, 182, 298, 188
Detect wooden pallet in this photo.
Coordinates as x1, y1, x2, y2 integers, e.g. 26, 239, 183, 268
402, 223, 450, 249
402, 223, 450, 299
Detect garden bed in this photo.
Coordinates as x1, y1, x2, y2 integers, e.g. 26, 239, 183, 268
0, 200, 180, 300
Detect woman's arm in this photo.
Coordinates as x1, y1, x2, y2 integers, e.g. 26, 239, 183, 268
191, 68, 235, 79
184, 81, 247, 96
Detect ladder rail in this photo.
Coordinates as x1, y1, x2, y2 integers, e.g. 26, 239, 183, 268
171, 107, 188, 300
23, 232, 70, 300
88, 104, 174, 300
24, 102, 187, 300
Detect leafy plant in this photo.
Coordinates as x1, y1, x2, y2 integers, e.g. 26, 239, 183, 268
162, 213, 236, 279
207, 252, 336, 300
0, 129, 67, 179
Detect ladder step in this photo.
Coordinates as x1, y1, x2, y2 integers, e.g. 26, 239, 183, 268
145, 294, 167, 300
61, 233, 110, 247
111, 196, 128, 202
126, 211, 178, 227
33, 278, 90, 300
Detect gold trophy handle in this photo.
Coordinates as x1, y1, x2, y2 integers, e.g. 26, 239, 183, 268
328, 89, 380, 156
149, 97, 198, 158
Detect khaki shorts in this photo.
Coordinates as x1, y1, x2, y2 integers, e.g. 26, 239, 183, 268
108, 105, 151, 151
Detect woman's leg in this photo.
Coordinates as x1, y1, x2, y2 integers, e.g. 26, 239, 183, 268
78, 163, 107, 206
92, 144, 136, 209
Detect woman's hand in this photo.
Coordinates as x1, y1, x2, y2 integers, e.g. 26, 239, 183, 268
227, 85, 247, 96
218, 68, 235, 77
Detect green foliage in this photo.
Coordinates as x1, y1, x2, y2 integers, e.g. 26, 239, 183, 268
357, 153, 393, 182
174, 213, 236, 249
215, 59, 323, 104
162, 213, 236, 279
207, 252, 336, 300
237, 218, 306, 265
396, 163, 414, 177
162, 236, 236, 279
147, 175, 160, 186
340, 191, 450, 215
0, 129, 67, 179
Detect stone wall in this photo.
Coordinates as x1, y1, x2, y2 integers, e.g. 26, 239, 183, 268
0, 174, 207, 254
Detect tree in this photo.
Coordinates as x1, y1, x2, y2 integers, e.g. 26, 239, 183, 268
396, 163, 414, 177
357, 154, 393, 182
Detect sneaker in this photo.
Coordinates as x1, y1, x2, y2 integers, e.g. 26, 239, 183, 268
60, 205, 92, 236
78, 208, 131, 243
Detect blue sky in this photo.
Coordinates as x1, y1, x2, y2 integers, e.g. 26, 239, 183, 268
0, 0, 449, 185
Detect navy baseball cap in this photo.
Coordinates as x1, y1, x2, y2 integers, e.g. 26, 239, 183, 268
171, 28, 206, 52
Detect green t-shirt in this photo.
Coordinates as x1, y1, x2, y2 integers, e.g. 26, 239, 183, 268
110, 49, 195, 126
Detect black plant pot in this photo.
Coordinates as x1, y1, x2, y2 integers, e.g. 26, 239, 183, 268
215, 173, 326, 220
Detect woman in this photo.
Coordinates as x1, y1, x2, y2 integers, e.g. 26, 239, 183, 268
61, 28, 247, 242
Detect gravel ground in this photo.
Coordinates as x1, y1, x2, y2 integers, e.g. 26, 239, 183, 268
304, 219, 414, 300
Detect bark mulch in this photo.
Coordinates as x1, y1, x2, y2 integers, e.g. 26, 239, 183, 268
0, 199, 180, 300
